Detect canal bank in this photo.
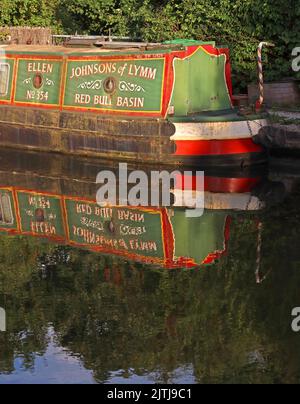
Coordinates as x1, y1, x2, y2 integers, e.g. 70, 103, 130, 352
254, 110, 300, 153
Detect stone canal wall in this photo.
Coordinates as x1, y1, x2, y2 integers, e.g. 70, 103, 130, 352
254, 124, 300, 150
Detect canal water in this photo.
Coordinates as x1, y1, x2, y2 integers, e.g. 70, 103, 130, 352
0, 148, 300, 384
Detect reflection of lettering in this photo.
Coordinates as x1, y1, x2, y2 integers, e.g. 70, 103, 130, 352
78, 80, 103, 90
130, 239, 157, 252
120, 225, 146, 236
72, 225, 157, 253
118, 210, 145, 222
72, 225, 128, 249
31, 221, 56, 235
76, 203, 92, 215
28, 196, 51, 209
80, 217, 104, 232
119, 81, 145, 93
94, 207, 113, 218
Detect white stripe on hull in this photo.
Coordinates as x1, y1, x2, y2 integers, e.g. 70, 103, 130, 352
171, 190, 265, 211
171, 119, 268, 140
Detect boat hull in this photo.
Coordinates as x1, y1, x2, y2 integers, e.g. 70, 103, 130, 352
0, 105, 267, 167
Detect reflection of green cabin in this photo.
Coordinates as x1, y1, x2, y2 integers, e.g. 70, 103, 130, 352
171, 209, 229, 265
0, 187, 230, 267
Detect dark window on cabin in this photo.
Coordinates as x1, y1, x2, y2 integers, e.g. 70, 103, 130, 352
0, 193, 14, 225
0, 63, 10, 96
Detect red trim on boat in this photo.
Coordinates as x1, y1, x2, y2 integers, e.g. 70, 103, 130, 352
174, 138, 263, 156
174, 174, 262, 193
202, 216, 232, 265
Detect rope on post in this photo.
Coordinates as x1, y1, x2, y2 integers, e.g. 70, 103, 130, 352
256, 41, 275, 111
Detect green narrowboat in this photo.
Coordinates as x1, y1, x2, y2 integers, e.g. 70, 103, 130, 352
0, 40, 267, 166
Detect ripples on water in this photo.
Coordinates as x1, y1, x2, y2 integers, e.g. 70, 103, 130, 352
0, 149, 300, 384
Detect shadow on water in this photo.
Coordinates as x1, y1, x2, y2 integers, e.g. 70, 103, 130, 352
0, 148, 300, 383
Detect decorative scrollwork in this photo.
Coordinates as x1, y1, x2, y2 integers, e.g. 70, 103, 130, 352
119, 81, 145, 93
78, 80, 103, 90
23, 78, 32, 85
45, 78, 55, 86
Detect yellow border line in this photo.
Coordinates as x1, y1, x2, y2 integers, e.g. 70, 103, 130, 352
16, 189, 63, 234
62, 57, 166, 114
13, 57, 63, 107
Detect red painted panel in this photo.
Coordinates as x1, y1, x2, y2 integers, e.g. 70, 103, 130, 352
174, 174, 261, 193
174, 138, 264, 156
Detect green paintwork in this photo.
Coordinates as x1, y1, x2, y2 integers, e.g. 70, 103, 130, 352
17, 191, 65, 237
15, 59, 63, 105
0, 189, 17, 230
3, 42, 235, 118
171, 47, 232, 115
171, 210, 227, 264
63, 59, 165, 112
65, 200, 165, 259
0, 59, 14, 102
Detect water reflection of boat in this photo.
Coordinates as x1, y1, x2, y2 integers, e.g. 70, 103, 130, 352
0, 149, 287, 268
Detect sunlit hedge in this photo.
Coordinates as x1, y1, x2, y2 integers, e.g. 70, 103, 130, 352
0, 0, 299, 90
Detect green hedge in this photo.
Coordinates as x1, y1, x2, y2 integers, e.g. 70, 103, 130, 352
1, 0, 299, 90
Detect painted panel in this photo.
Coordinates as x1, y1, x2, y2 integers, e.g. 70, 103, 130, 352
16, 191, 65, 239
0, 58, 15, 103
0, 188, 17, 231
14, 58, 63, 106
63, 58, 165, 114
171, 47, 232, 115
65, 199, 166, 261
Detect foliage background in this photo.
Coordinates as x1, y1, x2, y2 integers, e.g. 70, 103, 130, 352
1, 197, 300, 382
0, 0, 299, 92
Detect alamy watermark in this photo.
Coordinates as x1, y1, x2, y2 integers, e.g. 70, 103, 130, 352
0, 307, 6, 332
96, 163, 205, 218
292, 307, 300, 333
292, 48, 300, 72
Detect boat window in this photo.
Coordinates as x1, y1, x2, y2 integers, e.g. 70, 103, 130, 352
0, 193, 14, 225
0, 63, 10, 96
